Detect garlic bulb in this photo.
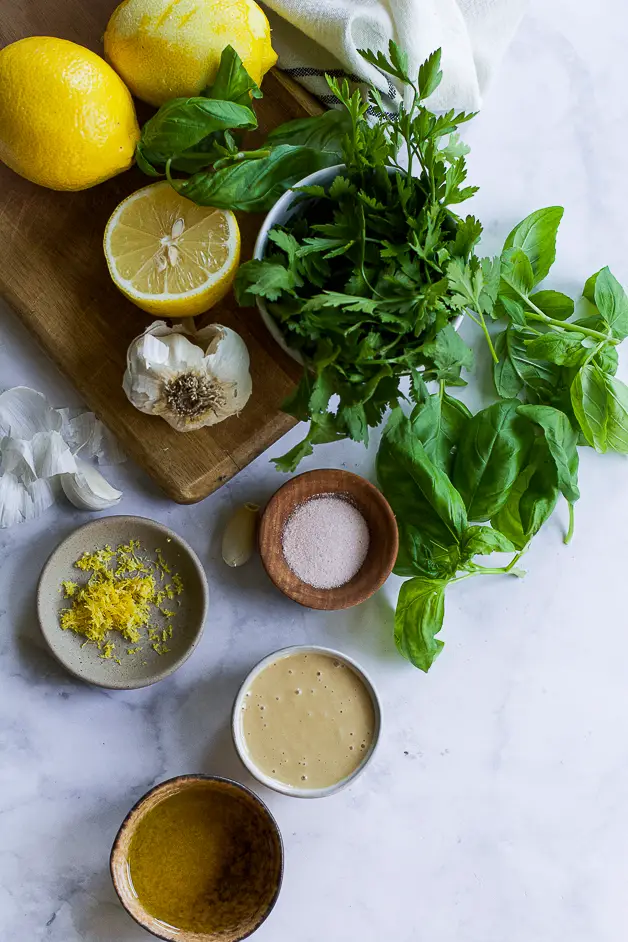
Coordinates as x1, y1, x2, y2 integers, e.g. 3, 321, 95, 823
60, 458, 123, 511
123, 321, 252, 431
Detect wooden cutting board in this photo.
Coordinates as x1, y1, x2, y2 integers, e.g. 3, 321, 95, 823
0, 3, 320, 502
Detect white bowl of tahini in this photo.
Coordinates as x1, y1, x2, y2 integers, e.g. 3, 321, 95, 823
232, 645, 382, 799
252, 164, 463, 363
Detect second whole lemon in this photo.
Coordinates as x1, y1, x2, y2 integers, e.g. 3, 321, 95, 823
0, 37, 140, 191
104, 0, 277, 107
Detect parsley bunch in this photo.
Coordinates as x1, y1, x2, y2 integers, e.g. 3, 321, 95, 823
235, 44, 486, 471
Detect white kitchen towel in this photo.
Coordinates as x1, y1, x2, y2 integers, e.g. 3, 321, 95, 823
262, 0, 527, 113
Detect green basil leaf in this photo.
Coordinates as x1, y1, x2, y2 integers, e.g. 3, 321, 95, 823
517, 404, 580, 502
203, 44, 262, 105
491, 442, 559, 549
460, 525, 515, 560
573, 368, 628, 453
500, 246, 535, 295
377, 408, 468, 547
596, 344, 619, 376
583, 269, 601, 304
529, 289, 574, 320
499, 296, 527, 326
410, 390, 472, 475
170, 145, 341, 212
493, 326, 561, 399
593, 266, 628, 341
569, 365, 628, 453
135, 143, 162, 177
525, 332, 586, 367
394, 577, 448, 671
141, 98, 256, 161
571, 363, 608, 451
502, 206, 564, 285
267, 109, 351, 155
571, 317, 619, 372
394, 525, 460, 579
493, 328, 524, 398
453, 399, 535, 521
605, 374, 628, 452
169, 134, 229, 173
518, 442, 560, 537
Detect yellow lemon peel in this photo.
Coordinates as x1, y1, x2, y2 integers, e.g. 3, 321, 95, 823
59, 541, 184, 662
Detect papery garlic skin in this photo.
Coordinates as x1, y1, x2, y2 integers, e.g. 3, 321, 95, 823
60, 458, 123, 511
0, 386, 125, 527
123, 321, 252, 432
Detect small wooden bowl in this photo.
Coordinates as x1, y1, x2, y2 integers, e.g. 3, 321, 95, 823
110, 775, 283, 942
258, 469, 398, 610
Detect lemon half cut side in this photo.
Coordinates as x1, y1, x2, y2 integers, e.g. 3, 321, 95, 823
104, 182, 241, 318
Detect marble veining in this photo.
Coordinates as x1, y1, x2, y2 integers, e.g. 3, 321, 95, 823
1, 2, 628, 939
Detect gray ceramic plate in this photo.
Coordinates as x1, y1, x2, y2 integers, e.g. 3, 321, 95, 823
37, 515, 208, 689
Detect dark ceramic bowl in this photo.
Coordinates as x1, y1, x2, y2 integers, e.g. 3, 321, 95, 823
110, 775, 283, 942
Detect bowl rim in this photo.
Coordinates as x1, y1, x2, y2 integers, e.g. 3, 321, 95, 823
36, 514, 209, 690
110, 773, 284, 942
257, 468, 399, 610
231, 644, 382, 799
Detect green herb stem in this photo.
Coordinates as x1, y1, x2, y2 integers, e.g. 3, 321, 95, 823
478, 313, 499, 364
517, 294, 618, 344
464, 548, 527, 577
564, 501, 575, 545
213, 148, 271, 170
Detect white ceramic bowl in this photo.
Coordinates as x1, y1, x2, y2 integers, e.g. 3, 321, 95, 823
253, 164, 343, 364
232, 645, 382, 799
253, 164, 462, 361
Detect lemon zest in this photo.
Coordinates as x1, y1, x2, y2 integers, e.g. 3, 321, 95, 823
59, 542, 184, 662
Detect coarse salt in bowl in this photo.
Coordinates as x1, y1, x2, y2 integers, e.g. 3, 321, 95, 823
281, 494, 370, 590
258, 469, 399, 611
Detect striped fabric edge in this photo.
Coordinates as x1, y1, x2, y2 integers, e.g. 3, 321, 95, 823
282, 65, 399, 119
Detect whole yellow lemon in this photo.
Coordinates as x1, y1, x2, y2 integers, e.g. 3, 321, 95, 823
104, 0, 277, 107
0, 37, 140, 191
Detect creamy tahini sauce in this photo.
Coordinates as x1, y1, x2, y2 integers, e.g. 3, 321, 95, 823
241, 652, 376, 789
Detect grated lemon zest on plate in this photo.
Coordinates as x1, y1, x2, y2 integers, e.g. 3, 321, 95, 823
59, 541, 184, 664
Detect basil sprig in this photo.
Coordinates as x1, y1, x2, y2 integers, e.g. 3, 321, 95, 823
135, 45, 347, 211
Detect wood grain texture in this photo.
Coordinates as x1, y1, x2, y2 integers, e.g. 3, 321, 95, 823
0, 2, 321, 503
258, 470, 399, 611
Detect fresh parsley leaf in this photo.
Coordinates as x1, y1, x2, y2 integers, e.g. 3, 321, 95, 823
234, 259, 300, 303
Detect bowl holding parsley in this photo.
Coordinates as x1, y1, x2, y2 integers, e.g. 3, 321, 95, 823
234, 48, 483, 472
251, 163, 348, 365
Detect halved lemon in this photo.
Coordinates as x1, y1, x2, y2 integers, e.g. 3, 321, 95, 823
103, 181, 240, 318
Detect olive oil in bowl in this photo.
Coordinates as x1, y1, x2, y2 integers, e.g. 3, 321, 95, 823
111, 776, 283, 941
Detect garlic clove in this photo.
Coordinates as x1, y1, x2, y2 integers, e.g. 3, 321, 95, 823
222, 502, 260, 567
60, 458, 123, 511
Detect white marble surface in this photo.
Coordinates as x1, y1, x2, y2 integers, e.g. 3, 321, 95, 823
2, 2, 628, 939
